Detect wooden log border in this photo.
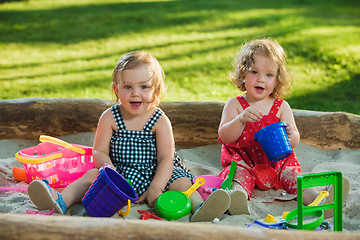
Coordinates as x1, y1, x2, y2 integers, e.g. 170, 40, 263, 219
0, 98, 359, 149
0, 214, 359, 240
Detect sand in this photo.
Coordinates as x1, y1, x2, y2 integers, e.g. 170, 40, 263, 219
0, 132, 359, 232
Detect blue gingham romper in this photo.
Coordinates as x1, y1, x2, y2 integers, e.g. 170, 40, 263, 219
110, 105, 194, 197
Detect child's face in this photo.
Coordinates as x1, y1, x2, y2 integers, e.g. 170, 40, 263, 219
244, 54, 278, 101
113, 64, 155, 115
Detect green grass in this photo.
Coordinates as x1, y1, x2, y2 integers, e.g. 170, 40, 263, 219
1, 0, 359, 114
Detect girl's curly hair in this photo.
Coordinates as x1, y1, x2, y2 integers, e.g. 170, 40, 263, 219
230, 39, 292, 98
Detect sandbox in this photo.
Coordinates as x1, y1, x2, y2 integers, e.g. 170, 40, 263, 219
0, 98, 359, 240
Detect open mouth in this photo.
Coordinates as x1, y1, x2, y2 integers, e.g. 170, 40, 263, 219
255, 86, 265, 90
130, 101, 142, 107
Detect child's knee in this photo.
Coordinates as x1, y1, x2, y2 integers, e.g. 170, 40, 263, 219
280, 166, 300, 180
83, 168, 99, 183
233, 167, 255, 198
280, 166, 301, 194
168, 177, 192, 192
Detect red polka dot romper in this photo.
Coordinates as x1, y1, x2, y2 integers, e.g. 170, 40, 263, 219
218, 96, 301, 197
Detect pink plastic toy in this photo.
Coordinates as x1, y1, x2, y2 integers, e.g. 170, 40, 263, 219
194, 175, 224, 201
15, 135, 94, 188
0, 187, 28, 192
26, 208, 55, 215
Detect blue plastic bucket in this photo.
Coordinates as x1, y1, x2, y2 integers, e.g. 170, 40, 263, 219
81, 166, 138, 217
254, 122, 293, 162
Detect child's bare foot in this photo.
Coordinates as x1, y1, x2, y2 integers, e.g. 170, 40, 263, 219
323, 177, 350, 219
303, 176, 350, 219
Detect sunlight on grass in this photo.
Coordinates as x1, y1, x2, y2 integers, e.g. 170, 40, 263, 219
0, 0, 359, 114
0, 0, 174, 10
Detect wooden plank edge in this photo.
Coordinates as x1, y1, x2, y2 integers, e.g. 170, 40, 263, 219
0, 213, 359, 240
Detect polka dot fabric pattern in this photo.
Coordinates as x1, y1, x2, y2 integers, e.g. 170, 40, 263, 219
218, 96, 300, 197
110, 105, 194, 197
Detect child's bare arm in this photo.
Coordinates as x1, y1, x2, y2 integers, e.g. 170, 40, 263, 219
92, 109, 117, 169
219, 98, 263, 144
279, 101, 300, 148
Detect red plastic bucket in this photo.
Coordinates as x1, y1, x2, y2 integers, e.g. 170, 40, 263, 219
81, 166, 138, 217
254, 122, 293, 162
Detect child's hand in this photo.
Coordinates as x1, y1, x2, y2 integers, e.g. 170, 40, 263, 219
135, 186, 163, 208
284, 122, 296, 141
103, 163, 116, 170
239, 106, 263, 124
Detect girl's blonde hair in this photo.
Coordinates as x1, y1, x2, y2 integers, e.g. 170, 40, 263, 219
230, 39, 292, 98
112, 51, 166, 106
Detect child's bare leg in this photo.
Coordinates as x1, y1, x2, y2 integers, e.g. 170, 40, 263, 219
303, 177, 350, 218
280, 167, 350, 217
60, 168, 99, 207
280, 166, 318, 204
302, 187, 319, 205
167, 177, 203, 213
28, 168, 99, 213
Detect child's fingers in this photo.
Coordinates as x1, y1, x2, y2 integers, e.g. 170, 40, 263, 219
147, 199, 156, 208
284, 123, 293, 139
103, 163, 116, 170
247, 108, 263, 122
239, 107, 263, 124
284, 122, 293, 132
135, 192, 146, 204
